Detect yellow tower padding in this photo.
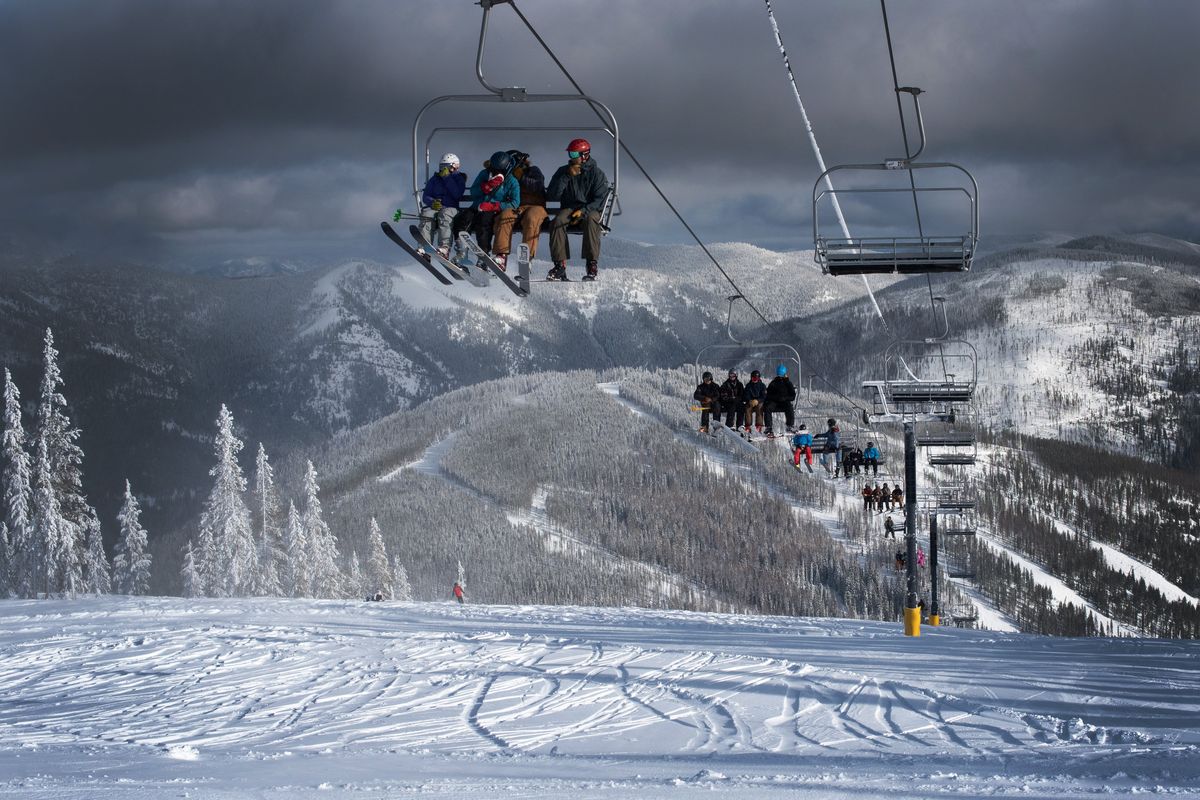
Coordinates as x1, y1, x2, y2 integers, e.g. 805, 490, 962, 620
929, 614, 940, 627
904, 606, 921, 637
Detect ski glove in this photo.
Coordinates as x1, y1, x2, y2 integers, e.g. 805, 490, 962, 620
431, 199, 443, 211
479, 201, 500, 212
570, 208, 584, 220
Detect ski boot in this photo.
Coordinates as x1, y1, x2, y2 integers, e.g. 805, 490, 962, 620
547, 261, 569, 281
583, 259, 598, 282
436, 244, 451, 261
493, 253, 508, 272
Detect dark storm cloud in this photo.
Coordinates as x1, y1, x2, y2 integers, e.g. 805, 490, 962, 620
2, 0, 1199, 262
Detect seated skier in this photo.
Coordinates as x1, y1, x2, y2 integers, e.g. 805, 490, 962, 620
458, 151, 521, 270
417, 152, 468, 261
863, 441, 881, 476
693, 371, 722, 433
763, 364, 797, 436
792, 423, 814, 470
742, 370, 767, 433
717, 370, 745, 430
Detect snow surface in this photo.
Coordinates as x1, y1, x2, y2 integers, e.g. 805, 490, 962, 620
0, 597, 1197, 798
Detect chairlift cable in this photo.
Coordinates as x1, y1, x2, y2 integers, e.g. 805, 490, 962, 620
508, 0, 870, 415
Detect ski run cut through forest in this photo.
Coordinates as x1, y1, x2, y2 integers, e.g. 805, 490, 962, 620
0, 597, 1197, 798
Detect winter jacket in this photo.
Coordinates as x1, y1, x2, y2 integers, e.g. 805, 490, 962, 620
814, 426, 840, 452
693, 381, 720, 406
892, 488, 903, 503
422, 171, 468, 210
547, 159, 610, 213
742, 379, 767, 403
792, 431, 813, 449
514, 165, 547, 207
765, 376, 797, 405
718, 378, 745, 406
864, 445, 881, 460
469, 170, 521, 211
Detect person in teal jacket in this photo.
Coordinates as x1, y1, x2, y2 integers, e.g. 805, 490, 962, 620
461, 150, 521, 263
791, 424, 814, 471
863, 441, 881, 476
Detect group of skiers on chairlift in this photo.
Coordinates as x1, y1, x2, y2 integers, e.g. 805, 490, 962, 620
413, 137, 611, 282
693, 364, 798, 436
864, 483, 904, 513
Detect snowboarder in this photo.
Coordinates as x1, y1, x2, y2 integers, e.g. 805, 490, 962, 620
763, 364, 796, 436
453, 581, 465, 604
863, 441, 881, 476
742, 370, 767, 433
813, 418, 840, 474
884, 515, 896, 539
792, 424, 814, 470
717, 370, 745, 430
693, 372, 722, 433
493, 149, 548, 263
547, 138, 610, 282
418, 153, 468, 261
464, 151, 521, 270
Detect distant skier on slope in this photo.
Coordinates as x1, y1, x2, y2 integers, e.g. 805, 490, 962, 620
917, 545, 927, 568
453, 581, 465, 604
693, 372, 722, 433
763, 364, 797, 436
884, 515, 897, 539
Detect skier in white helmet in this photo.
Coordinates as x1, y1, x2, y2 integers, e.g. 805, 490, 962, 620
418, 153, 468, 260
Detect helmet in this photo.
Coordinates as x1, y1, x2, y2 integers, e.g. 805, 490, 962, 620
776, 364, 788, 377
488, 150, 514, 174
799, 424, 807, 431
728, 369, 737, 377
438, 152, 460, 168
750, 370, 761, 379
506, 149, 530, 164
827, 418, 836, 427
566, 138, 591, 156
867, 441, 874, 447
702, 371, 713, 380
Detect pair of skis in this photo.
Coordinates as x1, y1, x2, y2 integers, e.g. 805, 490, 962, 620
380, 222, 530, 297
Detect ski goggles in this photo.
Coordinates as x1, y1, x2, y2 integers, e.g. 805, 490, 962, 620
567, 150, 585, 160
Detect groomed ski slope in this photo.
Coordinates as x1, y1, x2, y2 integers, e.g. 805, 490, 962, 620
1, 598, 1197, 798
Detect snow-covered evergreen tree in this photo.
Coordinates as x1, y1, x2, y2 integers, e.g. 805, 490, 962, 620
81, 516, 111, 594
365, 518, 391, 599
250, 443, 282, 597
0, 521, 9, 597
180, 540, 201, 599
457, 559, 467, 595
301, 461, 342, 598
391, 555, 412, 602
30, 434, 67, 597
3, 368, 35, 598
113, 480, 151, 595
281, 500, 307, 597
196, 405, 256, 596
35, 329, 89, 594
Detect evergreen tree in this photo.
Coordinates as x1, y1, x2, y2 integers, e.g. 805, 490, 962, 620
181, 541, 201, 599
3, 369, 35, 598
30, 434, 67, 596
81, 516, 111, 594
0, 521, 9, 597
281, 501, 308, 597
391, 555, 412, 602
365, 518, 392, 599
301, 461, 342, 598
457, 558, 467, 595
35, 329, 88, 593
196, 405, 256, 596
251, 443, 282, 596
114, 480, 151, 595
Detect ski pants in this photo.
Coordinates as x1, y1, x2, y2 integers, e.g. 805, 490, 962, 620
550, 207, 602, 263
862, 495, 873, 510
471, 209, 500, 254
795, 446, 813, 467
743, 399, 764, 429
721, 402, 743, 429
494, 204, 548, 259
419, 206, 460, 250
864, 457, 878, 476
699, 400, 724, 429
763, 401, 794, 433
820, 449, 837, 473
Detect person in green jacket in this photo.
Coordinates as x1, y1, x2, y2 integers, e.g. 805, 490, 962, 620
546, 137, 610, 282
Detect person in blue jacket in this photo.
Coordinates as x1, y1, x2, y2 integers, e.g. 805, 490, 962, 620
418, 152, 468, 260
813, 418, 841, 475
791, 423, 813, 471
863, 441, 881, 476
459, 151, 521, 269
742, 370, 767, 433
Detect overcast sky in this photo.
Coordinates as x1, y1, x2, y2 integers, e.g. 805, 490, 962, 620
2, 0, 1199, 266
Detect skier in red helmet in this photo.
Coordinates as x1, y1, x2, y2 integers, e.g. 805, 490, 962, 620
546, 137, 610, 282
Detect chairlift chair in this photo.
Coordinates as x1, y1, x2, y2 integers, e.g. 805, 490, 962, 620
401, 0, 621, 295
812, 87, 978, 276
